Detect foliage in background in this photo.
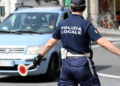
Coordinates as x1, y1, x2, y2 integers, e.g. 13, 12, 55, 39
42, 0, 59, 4
21, 1, 24, 5
21, 0, 59, 5
44, 0, 49, 2
55, 0, 59, 5
36, 0, 41, 5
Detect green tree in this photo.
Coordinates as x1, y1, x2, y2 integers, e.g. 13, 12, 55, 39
36, 0, 41, 5
53, 0, 59, 5
44, 0, 49, 2
21, 1, 24, 5
56, 0, 59, 5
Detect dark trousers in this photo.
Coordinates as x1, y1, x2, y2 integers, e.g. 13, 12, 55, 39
58, 57, 101, 86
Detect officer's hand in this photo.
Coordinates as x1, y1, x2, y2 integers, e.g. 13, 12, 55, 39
33, 54, 43, 66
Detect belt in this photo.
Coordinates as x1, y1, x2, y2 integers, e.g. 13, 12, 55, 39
61, 48, 90, 59
67, 52, 90, 58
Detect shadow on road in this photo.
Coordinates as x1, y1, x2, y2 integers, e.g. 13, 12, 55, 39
0, 72, 60, 83
0, 66, 113, 83
96, 65, 112, 72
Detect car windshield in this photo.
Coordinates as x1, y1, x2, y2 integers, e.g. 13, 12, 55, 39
0, 13, 58, 33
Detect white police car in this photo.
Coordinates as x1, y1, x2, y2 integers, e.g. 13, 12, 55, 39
0, 6, 70, 81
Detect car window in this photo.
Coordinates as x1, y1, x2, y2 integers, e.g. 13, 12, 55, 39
60, 13, 69, 21
0, 13, 58, 33
0, 14, 16, 31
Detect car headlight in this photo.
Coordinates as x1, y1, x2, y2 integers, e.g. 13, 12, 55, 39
27, 45, 43, 55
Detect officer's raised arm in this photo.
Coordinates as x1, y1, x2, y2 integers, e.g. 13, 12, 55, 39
96, 37, 120, 56
87, 23, 120, 57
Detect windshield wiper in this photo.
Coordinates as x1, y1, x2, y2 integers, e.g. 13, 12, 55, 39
0, 30, 21, 35
0, 30, 22, 35
17, 31, 42, 34
0, 30, 11, 33
11, 31, 21, 35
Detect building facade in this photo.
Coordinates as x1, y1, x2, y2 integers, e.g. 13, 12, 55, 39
0, 0, 22, 20
0, 0, 120, 27
89, 0, 120, 28
0, 0, 61, 22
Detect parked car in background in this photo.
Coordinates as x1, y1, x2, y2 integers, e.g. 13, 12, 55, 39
0, 6, 70, 81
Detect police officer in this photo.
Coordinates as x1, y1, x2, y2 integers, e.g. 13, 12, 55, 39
33, 0, 120, 86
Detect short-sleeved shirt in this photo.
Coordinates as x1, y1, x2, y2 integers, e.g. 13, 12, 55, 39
52, 14, 102, 54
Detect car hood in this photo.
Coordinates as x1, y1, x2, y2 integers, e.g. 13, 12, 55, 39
0, 34, 52, 46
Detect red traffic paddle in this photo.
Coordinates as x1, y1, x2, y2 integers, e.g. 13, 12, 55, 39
17, 63, 33, 76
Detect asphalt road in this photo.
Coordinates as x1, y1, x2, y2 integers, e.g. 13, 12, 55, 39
92, 33, 120, 86
0, 33, 120, 86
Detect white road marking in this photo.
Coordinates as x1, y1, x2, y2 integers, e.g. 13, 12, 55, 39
92, 42, 120, 48
92, 45, 100, 48
112, 42, 120, 44
104, 37, 120, 41
98, 73, 120, 79
92, 37, 120, 48
92, 37, 120, 79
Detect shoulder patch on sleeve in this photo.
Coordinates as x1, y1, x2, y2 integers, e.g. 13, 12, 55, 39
94, 28, 99, 34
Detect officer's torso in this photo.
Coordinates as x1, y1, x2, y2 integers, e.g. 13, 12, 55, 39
52, 14, 102, 54
60, 14, 91, 54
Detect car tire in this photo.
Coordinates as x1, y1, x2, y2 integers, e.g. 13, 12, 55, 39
59, 51, 62, 66
46, 54, 55, 81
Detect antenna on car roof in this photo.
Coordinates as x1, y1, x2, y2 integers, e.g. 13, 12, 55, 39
61, 5, 69, 11
15, 6, 33, 11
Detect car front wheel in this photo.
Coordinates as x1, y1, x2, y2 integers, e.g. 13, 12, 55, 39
46, 54, 55, 81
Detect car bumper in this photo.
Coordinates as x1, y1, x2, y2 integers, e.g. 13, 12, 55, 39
0, 55, 48, 76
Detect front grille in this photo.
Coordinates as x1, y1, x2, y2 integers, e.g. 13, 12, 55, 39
0, 47, 25, 54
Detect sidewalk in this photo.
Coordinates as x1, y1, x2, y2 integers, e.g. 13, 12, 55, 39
97, 28, 120, 35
